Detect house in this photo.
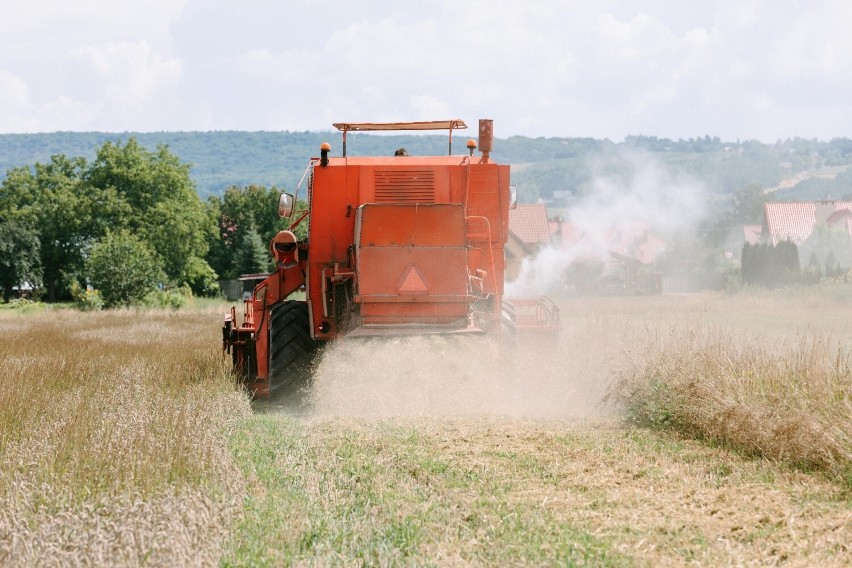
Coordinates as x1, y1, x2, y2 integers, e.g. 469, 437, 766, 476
550, 221, 666, 266
508, 203, 551, 246
604, 225, 667, 265
506, 203, 551, 281
826, 208, 852, 236
505, 202, 667, 292
552, 220, 666, 292
761, 201, 852, 245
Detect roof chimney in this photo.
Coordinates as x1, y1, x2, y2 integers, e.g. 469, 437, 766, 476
815, 200, 835, 224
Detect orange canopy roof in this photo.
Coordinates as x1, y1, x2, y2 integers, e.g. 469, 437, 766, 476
333, 120, 466, 132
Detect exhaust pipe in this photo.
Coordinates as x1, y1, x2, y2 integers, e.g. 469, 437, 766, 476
478, 119, 493, 163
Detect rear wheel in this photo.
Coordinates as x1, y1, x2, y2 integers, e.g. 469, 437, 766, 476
268, 301, 318, 394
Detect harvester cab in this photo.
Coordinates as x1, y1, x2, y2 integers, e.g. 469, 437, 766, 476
222, 118, 559, 398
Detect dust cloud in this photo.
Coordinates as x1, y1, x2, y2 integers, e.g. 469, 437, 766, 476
300, 325, 619, 419
507, 152, 707, 297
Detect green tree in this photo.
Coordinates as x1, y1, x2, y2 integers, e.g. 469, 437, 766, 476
728, 183, 768, 225
180, 255, 220, 297
1, 157, 95, 300
86, 231, 163, 308
800, 222, 852, 277
237, 225, 271, 276
0, 219, 42, 302
85, 139, 213, 285
206, 185, 299, 279
825, 251, 838, 277
741, 240, 801, 287
1, 155, 136, 301
1, 140, 218, 301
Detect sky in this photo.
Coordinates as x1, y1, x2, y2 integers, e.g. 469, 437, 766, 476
2, 0, 851, 141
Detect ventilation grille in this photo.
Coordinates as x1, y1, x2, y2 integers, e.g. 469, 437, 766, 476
374, 170, 435, 203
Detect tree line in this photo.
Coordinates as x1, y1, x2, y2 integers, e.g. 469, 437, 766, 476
0, 139, 297, 306
3, 131, 851, 200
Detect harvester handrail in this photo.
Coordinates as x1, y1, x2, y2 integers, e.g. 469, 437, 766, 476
287, 158, 317, 231
466, 215, 498, 294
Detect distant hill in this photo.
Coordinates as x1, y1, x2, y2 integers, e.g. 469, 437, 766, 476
2, 131, 851, 203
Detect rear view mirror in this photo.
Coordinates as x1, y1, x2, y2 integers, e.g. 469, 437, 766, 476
509, 185, 518, 210
278, 193, 294, 218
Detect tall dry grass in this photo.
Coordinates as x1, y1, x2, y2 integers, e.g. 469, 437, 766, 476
0, 308, 250, 566
608, 324, 852, 487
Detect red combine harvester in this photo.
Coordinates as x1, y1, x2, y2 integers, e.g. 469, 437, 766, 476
223, 119, 559, 397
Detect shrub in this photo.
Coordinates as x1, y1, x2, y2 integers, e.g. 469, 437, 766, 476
142, 284, 192, 310
86, 231, 164, 308
69, 280, 104, 311
180, 256, 220, 297
608, 327, 852, 487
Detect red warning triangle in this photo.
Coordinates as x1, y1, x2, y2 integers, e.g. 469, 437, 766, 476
397, 266, 429, 294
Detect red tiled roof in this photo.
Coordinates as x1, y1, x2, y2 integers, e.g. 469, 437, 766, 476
743, 224, 762, 245
764, 202, 815, 245
763, 201, 852, 245
826, 209, 852, 238
827, 208, 852, 231
551, 221, 584, 247
551, 221, 666, 264
508, 203, 551, 245
603, 225, 666, 264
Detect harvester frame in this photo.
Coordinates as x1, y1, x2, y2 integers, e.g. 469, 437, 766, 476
223, 118, 558, 397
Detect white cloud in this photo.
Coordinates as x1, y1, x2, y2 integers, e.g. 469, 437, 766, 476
0, 1, 851, 139
41, 96, 100, 131
71, 41, 182, 105
632, 85, 678, 114
750, 94, 773, 112
0, 0, 187, 131
409, 95, 450, 120
0, 71, 28, 107
771, 0, 852, 76
0, 0, 186, 45
728, 59, 753, 77
0, 71, 34, 131
600, 13, 666, 57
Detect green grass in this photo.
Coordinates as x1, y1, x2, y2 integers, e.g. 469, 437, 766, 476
224, 416, 628, 567
0, 298, 61, 313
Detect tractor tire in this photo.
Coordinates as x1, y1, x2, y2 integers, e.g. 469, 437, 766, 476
268, 301, 318, 395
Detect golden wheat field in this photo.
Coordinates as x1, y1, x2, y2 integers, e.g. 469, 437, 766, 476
0, 289, 850, 566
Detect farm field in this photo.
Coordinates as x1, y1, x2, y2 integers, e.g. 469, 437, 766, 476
0, 289, 850, 566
